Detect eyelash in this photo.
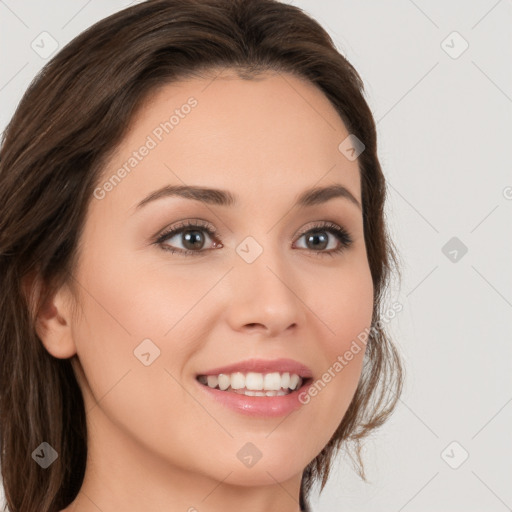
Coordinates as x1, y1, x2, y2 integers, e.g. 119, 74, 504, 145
154, 219, 353, 258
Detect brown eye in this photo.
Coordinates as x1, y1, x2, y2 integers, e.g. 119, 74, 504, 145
154, 220, 352, 257
155, 220, 222, 256
294, 222, 353, 256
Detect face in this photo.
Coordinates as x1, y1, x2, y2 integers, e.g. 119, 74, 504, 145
45, 70, 374, 499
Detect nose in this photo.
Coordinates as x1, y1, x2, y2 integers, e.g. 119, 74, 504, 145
224, 246, 307, 337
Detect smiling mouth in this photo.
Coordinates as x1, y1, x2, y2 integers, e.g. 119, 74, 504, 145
196, 371, 310, 397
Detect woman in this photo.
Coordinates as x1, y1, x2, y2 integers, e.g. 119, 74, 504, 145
0, 1, 404, 511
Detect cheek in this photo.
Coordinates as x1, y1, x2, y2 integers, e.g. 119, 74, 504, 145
295, 260, 373, 440
74, 249, 208, 344
326, 259, 374, 387
69, 262, 211, 466
70, 249, 219, 421
316, 257, 374, 355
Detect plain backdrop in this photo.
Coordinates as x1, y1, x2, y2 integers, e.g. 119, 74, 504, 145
1, 1, 511, 510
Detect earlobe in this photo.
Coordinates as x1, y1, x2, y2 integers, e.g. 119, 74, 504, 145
23, 273, 78, 360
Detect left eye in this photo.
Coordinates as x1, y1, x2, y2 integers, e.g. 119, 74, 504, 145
294, 221, 353, 256
295, 229, 342, 251
155, 220, 353, 257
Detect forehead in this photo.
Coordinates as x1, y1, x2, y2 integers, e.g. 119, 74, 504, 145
96, 71, 361, 214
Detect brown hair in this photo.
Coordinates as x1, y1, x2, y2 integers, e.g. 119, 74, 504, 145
0, 0, 404, 510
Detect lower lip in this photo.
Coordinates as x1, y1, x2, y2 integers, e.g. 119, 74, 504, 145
195, 378, 313, 417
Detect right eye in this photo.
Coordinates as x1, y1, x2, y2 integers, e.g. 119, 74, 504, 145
155, 220, 223, 257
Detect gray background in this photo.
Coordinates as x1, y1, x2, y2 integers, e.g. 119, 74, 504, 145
1, 0, 511, 510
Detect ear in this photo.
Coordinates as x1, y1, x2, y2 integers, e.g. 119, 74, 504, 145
22, 272, 78, 359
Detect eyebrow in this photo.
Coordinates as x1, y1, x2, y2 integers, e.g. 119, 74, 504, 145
134, 183, 361, 211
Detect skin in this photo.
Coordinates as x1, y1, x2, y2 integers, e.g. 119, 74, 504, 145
36, 70, 374, 512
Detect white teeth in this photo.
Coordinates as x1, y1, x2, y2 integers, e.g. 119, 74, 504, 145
218, 374, 230, 391
289, 373, 300, 390
207, 375, 218, 388
263, 372, 282, 391
198, 371, 305, 394
235, 389, 288, 397
245, 372, 264, 390
230, 372, 245, 390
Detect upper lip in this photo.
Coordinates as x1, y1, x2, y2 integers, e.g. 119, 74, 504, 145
197, 358, 313, 378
